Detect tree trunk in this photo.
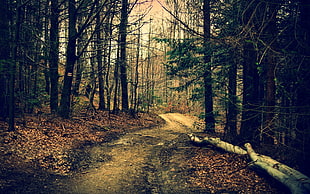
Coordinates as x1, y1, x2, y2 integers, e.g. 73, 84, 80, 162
239, 0, 263, 142
43, 2, 50, 95
9, 0, 23, 131
203, 0, 215, 133
240, 41, 261, 142
113, 50, 120, 113
226, 57, 238, 140
49, 0, 59, 113
0, 0, 10, 120
59, 0, 77, 118
72, 14, 85, 97
88, 56, 97, 110
96, 2, 106, 110
104, 9, 115, 111
296, 0, 310, 170
119, 0, 129, 111
262, 1, 279, 144
131, 23, 141, 112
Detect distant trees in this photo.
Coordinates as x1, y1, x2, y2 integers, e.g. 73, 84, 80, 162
0, 0, 164, 128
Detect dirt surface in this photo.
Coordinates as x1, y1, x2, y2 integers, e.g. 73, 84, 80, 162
57, 113, 202, 194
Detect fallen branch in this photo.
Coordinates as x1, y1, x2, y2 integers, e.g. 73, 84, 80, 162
188, 134, 310, 194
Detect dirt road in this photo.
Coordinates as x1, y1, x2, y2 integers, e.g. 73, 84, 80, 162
60, 113, 206, 194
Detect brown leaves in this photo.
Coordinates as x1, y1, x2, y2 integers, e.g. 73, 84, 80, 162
187, 148, 282, 193
0, 111, 163, 176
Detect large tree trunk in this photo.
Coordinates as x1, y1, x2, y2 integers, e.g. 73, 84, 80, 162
0, 0, 10, 120
296, 0, 310, 165
59, 0, 77, 118
188, 134, 310, 194
239, 0, 263, 143
262, 1, 279, 144
49, 0, 59, 113
8, 0, 23, 131
240, 41, 261, 142
203, 0, 215, 133
119, 0, 129, 111
226, 56, 238, 140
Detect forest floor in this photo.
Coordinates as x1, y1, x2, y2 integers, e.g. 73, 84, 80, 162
0, 111, 290, 193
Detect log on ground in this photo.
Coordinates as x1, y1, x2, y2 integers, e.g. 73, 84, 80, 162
188, 134, 310, 194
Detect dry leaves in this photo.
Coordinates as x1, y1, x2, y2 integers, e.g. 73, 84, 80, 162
187, 148, 286, 193
0, 111, 163, 176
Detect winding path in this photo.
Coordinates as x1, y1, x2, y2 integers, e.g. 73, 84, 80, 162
63, 113, 204, 194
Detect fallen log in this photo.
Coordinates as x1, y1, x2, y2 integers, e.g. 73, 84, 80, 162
251, 161, 307, 194
188, 134, 247, 155
245, 143, 310, 194
188, 134, 310, 194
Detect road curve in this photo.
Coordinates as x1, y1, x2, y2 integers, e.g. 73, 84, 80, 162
62, 113, 203, 194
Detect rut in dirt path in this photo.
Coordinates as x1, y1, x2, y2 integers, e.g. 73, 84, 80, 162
64, 113, 204, 194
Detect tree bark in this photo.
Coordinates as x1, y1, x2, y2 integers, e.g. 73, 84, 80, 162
203, 0, 215, 133
226, 57, 238, 140
245, 143, 310, 194
262, 1, 279, 144
0, 0, 10, 120
119, 0, 129, 111
49, 0, 60, 113
8, 0, 23, 131
59, 0, 77, 118
239, 0, 262, 142
96, 1, 106, 110
188, 134, 247, 155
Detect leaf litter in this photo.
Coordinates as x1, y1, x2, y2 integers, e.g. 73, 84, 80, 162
186, 146, 290, 193
0, 110, 163, 191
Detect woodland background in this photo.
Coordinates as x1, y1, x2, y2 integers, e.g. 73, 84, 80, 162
0, 0, 309, 176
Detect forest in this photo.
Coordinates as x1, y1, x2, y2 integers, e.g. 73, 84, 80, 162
0, 0, 310, 192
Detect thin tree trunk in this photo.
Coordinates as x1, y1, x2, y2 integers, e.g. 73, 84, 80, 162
89, 56, 96, 110
113, 49, 120, 113
43, 1, 50, 95
105, 13, 114, 111
72, 13, 86, 97
133, 30, 140, 112
96, 3, 105, 110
